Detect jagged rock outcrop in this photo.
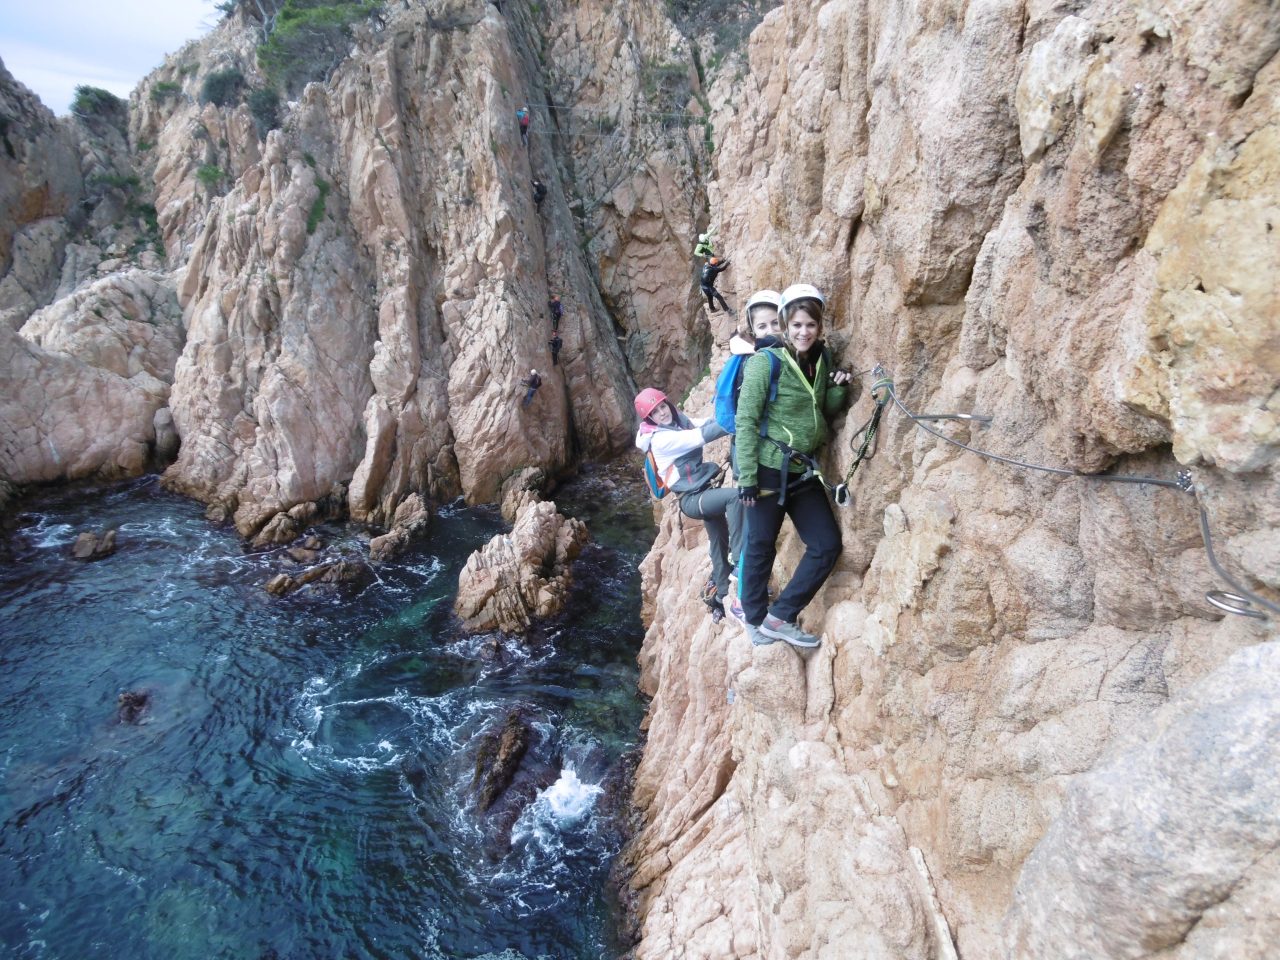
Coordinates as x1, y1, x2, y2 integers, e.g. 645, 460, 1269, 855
0, 60, 187, 491
454, 497, 588, 633
147, 1, 709, 537
0, 58, 83, 332
626, 2, 1280, 958
368, 492, 430, 561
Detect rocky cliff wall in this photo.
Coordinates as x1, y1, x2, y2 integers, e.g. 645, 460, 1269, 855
2, 0, 711, 538
626, 1, 1279, 957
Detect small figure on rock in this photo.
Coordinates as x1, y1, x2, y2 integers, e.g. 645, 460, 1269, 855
117, 690, 150, 724
532, 179, 547, 208
548, 294, 562, 330
700, 256, 731, 314
549, 334, 563, 365
521, 368, 542, 407
516, 105, 530, 147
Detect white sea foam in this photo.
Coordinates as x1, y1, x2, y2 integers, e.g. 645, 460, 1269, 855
541, 768, 602, 823
27, 520, 75, 549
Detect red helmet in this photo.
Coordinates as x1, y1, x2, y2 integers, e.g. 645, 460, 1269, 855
634, 387, 668, 420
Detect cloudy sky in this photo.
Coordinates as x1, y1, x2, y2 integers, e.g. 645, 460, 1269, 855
1, 0, 216, 115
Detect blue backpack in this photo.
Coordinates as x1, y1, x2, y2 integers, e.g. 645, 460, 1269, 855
642, 448, 669, 499
713, 350, 781, 435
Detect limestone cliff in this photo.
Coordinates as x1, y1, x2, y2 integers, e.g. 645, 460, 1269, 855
625, 1, 1279, 958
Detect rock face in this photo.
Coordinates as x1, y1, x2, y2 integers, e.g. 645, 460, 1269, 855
625, 2, 1280, 959
454, 497, 588, 633
145, 1, 704, 537
3, 1, 707, 538
0, 60, 186, 490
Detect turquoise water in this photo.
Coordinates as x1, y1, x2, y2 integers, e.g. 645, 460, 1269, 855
0, 475, 651, 959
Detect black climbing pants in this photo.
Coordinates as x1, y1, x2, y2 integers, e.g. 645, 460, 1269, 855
679, 486, 744, 601
739, 466, 841, 626
701, 283, 730, 314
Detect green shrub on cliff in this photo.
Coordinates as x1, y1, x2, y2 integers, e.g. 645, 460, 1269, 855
197, 165, 226, 189
257, 0, 384, 94
248, 88, 281, 136
150, 81, 182, 103
72, 86, 124, 119
200, 68, 246, 107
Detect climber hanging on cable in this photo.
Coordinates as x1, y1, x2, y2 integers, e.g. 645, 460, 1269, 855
700, 256, 731, 314
532, 178, 547, 208
516, 105, 530, 147
635, 388, 745, 625
549, 334, 563, 365
735, 283, 854, 649
520, 368, 542, 407
548, 294, 563, 330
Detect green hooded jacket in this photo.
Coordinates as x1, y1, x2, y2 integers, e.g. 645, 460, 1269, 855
734, 344, 849, 489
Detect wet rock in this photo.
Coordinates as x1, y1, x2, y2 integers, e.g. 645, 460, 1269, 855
499, 467, 548, 523
116, 689, 150, 724
71, 528, 117, 561
264, 559, 362, 596
368, 493, 430, 562
470, 707, 534, 813
285, 547, 320, 564
454, 499, 589, 634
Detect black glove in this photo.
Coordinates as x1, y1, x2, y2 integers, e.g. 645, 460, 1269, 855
738, 485, 758, 502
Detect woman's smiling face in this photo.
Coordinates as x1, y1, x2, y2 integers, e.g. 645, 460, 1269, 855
787, 306, 821, 354
650, 402, 674, 426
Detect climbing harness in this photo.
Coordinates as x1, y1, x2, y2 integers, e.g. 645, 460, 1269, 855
867, 363, 1276, 622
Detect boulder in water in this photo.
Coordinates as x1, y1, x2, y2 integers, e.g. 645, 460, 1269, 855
471, 707, 534, 812
454, 499, 588, 633
71, 528, 117, 561
368, 493, 430, 562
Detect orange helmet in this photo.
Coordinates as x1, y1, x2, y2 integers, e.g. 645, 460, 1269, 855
634, 388, 668, 420
709, 256, 720, 265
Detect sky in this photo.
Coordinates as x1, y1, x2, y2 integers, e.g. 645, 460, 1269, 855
0, 0, 217, 115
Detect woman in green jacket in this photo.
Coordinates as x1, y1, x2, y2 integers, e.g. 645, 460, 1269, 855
735, 283, 852, 648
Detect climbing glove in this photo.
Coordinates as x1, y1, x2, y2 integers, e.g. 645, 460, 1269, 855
738, 485, 758, 503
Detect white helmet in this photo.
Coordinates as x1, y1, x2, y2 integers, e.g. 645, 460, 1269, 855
744, 289, 781, 315
778, 283, 826, 320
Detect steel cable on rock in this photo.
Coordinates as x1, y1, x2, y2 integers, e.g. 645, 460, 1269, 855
867, 364, 1276, 621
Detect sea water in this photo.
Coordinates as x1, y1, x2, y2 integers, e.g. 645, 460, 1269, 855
0, 473, 651, 959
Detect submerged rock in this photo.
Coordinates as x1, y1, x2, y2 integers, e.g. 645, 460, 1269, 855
470, 707, 534, 813
116, 689, 149, 724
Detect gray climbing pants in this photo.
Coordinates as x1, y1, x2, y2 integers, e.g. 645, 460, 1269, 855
679, 486, 744, 600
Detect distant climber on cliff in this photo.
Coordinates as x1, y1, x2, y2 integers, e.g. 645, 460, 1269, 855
693, 228, 717, 261
735, 283, 852, 649
532, 179, 547, 208
549, 334, 562, 365
635, 387, 745, 625
520, 369, 542, 407
548, 295, 563, 330
700, 257, 731, 314
516, 105, 530, 147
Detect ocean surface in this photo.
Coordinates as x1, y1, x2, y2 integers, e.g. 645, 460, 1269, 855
0, 470, 653, 959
